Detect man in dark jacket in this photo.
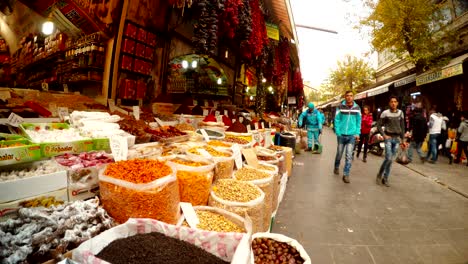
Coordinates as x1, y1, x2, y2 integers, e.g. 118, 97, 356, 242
408, 107, 428, 163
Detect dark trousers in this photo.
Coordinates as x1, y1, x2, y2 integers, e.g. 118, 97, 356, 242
356, 133, 370, 158
455, 141, 468, 163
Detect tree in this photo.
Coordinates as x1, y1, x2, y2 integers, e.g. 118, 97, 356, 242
326, 55, 375, 96
359, 0, 456, 72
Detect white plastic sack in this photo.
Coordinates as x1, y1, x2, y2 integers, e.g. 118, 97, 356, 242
257, 162, 280, 213
73, 218, 252, 264
250, 233, 311, 264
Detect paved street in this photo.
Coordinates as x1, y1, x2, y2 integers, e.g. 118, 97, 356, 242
273, 128, 468, 264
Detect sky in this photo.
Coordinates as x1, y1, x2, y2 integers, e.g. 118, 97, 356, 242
290, 0, 377, 89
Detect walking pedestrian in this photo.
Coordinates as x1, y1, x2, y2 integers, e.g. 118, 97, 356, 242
454, 111, 468, 166
356, 105, 373, 162
333, 91, 361, 183
426, 110, 444, 163
298, 103, 323, 152
408, 107, 428, 163
376, 96, 406, 187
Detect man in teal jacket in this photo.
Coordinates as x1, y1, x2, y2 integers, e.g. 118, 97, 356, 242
333, 91, 361, 183
299, 102, 323, 152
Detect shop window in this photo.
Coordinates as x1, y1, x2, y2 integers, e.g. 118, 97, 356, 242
453, 0, 468, 17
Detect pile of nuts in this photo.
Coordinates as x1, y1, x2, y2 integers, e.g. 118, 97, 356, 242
235, 167, 270, 181
223, 137, 249, 145
183, 210, 245, 233
252, 238, 305, 264
257, 155, 277, 161
188, 146, 231, 157
208, 140, 232, 148
269, 145, 284, 152
258, 164, 276, 171
175, 123, 196, 132
212, 179, 261, 202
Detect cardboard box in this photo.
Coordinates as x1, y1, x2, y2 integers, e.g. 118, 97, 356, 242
0, 188, 68, 217
136, 43, 146, 58
122, 38, 135, 54
137, 28, 147, 41
124, 23, 137, 39
0, 139, 42, 166
120, 54, 133, 71
67, 167, 101, 202
0, 165, 67, 203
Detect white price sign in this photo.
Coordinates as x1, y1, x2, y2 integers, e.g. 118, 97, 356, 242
110, 135, 128, 162
57, 107, 69, 121
180, 202, 199, 229
254, 123, 259, 130
224, 110, 228, 116
200, 129, 210, 142
197, 148, 212, 159
41, 82, 49, 91
231, 144, 243, 169
216, 115, 222, 123
215, 111, 220, 116
239, 116, 244, 123
133, 106, 140, 120
7, 113, 24, 127
247, 125, 252, 132
203, 109, 209, 116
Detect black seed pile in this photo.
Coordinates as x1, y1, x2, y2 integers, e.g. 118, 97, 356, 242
96, 232, 229, 264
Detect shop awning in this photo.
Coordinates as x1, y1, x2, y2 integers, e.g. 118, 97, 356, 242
394, 74, 416, 87
366, 82, 394, 98
331, 99, 342, 107
416, 53, 468, 86
354, 91, 367, 100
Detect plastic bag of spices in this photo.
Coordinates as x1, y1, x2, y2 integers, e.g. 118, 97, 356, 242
98, 159, 180, 224
176, 206, 253, 235
187, 146, 235, 181
167, 155, 215, 206
251, 233, 312, 264
74, 218, 252, 264
233, 166, 275, 232
209, 179, 265, 233
256, 162, 281, 213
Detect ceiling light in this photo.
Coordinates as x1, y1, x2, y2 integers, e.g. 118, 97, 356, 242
42, 18, 54, 35
217, 78, 222, 85
191, 60, 197, 68
262, 78, 266, 83
182, 60, 188, 69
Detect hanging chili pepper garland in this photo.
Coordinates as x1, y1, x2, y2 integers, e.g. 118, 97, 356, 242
193, 0, 225, 54
240, 0, 268, 60
237, 0, 252, 43
219, 0, 243, 39
272, 37, 290, 86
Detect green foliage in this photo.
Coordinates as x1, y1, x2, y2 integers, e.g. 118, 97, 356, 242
326, 55, 375, 96
360, 0, 456, 72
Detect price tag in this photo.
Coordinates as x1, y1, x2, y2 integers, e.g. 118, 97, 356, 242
200, 129, 210, 142
41, 82, 49, 91
180, 202, 199, 229
49, 103, 58, 117
197, 148, 212, 159
108, 99, 116, 112
241, 148, 259, 168
155, 118, 164, 127
58, 107, 69, 122
268, 122, 272, 128
110, 135, 128, 162
224, 110, 228, 116
232, 144, 243, 169
215, 111, 220, 116
203, 109, 209, 116
7, 113, 24, 127
254, 123, 259, 130
264, 129, 272, 148
133, 106, 140, 120
247, 125, 251, 132
239, 116, 244, 123
63, 84, 69, 93
232, 119, 236, 123
216, 115, 222, 123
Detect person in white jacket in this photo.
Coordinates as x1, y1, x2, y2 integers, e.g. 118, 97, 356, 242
454, 111, 468, 165
426, 111, 444, 163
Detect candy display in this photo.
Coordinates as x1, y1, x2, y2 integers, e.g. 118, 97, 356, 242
0, 160, 63, 182
0, 198, 114, 264
55, 151, 114, 169
100, 159, 180, 224
21, 124, 89, 143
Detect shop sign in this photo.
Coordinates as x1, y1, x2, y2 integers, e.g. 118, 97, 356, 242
287, 96, 296, 104
266, 22, 279, 40
367, 86, 389, 97
394, 74, 416, 87
354, 92, 367, 100
416, 63, 463, 86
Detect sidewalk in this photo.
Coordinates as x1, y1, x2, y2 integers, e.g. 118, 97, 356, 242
404, 155, 468, 197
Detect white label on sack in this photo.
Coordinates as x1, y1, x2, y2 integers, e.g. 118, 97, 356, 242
242, 148, 259, 168
232, 144, 243, 169
268, 122, 272, 128
224, 110, 228, 116
215, 111, 220, 116
254, 123, 259, 130
264, 129, 272, 148
203, 109, 209, 116
58, 107, 69, 121
216, 115, 222, 123
180, 202, 199, 229
197, 148, 212, 159
247, 126, 252, 132
200, 129, 210, 142
7, 113, 24, 127
110, 135, 128, 162
41, 82, 49, 91
133, 106, 140, 120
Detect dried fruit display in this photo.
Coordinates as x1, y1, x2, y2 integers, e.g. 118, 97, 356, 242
193, 0, 225, 54
145, 126, 187, 141
182, 210, 245, 233
252, 237, 305, 264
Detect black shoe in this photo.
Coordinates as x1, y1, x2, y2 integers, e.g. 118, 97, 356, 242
363, 157, 367, 163
305, 147, 312, 152
376, 174, 382, 185
382, 179, 390, 187
334, 168, 339, 175
428, 160, 436, 164
343, 176, 350, 183
356, 152, 360, 158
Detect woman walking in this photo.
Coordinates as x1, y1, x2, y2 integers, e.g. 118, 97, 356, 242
356, 106, 373, 162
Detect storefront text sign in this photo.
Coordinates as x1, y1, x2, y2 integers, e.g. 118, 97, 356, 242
394, 75, 416, 87
416, 64, 463, 86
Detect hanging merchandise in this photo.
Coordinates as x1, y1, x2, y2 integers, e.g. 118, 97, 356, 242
273, 38, 291, 86
237, 0, 252, 43
240, 0, 268, 60
291, 68, 304, 93
193, 0, 225, 55
218, 0, 243, 39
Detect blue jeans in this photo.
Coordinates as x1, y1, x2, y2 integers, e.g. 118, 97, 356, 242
307, 128, 320, 148
379, 137, 400, 179
334, 135, 356, 176
426, 134, 440, 162
408, 141, 423, 161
